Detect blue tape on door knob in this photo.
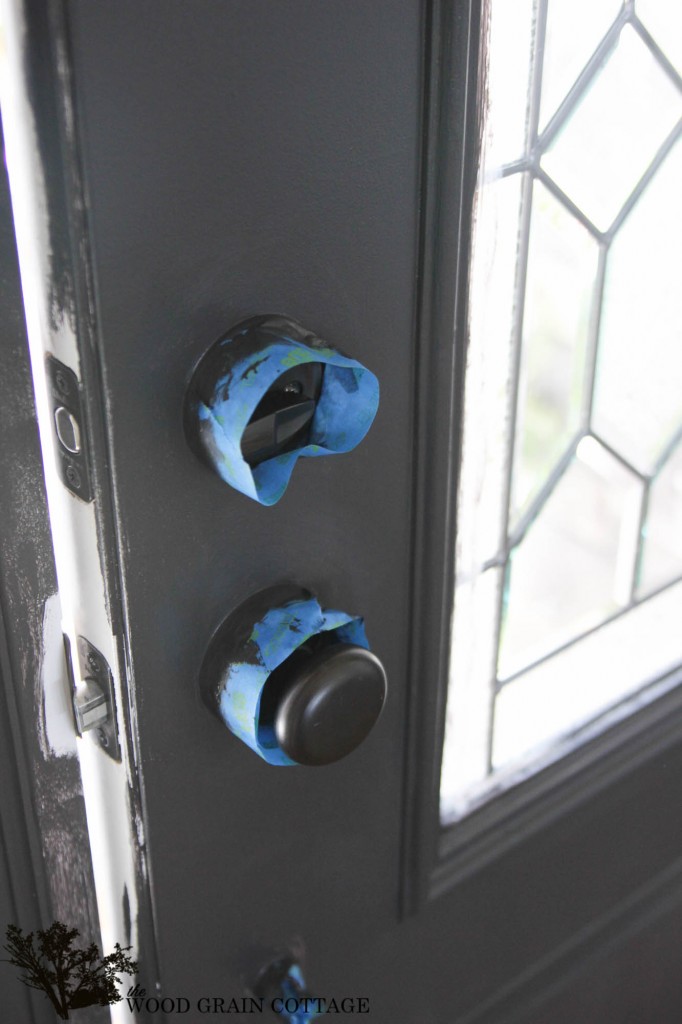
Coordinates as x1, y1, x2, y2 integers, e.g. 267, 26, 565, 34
214, 593, 369, 766
186, 315, 380, 506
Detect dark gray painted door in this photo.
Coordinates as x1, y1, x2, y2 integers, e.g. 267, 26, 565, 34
11, 2, 682, 1021
66, 2, 422, 1010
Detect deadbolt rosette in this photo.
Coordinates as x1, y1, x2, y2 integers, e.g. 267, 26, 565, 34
184, 314, 379, 506
199, 584, 387, 766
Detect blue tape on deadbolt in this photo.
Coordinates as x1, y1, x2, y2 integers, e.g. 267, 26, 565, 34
218, 595, 369, 766
196, 336, 379, 506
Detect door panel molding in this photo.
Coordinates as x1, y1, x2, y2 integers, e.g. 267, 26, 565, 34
460, 854, 682, 1024
401, 0, 485, 916
434, 671, 682, 898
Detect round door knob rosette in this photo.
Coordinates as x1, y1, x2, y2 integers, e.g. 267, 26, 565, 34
184, 314, 380, 506
200, 585, 387, 766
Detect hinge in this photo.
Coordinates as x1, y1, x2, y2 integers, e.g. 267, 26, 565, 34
64, 634, 121, 761
46, 356, 93, 501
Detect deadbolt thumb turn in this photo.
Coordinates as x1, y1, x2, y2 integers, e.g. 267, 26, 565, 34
200, 585, 387, 766
184, 314, 380, 505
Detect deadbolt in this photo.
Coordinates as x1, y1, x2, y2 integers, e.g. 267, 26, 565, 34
184, 314, 379, 505
240, 361, 323, 467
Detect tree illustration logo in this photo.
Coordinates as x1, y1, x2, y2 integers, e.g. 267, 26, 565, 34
2, 921, 138, 1020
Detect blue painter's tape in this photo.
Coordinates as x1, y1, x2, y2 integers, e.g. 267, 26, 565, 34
195, 327, 379, 506
217, 595, 368, 766
276, 965, 326, 1022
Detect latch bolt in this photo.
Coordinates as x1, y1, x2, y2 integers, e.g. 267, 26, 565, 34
73, 679, 109, 733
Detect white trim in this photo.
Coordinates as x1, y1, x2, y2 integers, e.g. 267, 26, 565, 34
0, 4, 139, 1019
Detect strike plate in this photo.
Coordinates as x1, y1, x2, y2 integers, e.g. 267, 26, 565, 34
67, 635, 121, 762
47, 356, 93, 502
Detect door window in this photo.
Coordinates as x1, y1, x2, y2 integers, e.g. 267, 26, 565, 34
441, 0, 682, 821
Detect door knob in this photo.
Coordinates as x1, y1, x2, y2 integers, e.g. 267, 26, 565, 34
200, 585, 387, 766
184, 314, 379, 505
265, 639, 385, 767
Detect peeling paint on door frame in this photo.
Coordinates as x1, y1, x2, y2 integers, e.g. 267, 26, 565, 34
0, 2, 160, 1018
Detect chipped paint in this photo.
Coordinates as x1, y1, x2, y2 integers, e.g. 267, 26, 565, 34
0, 3, 147, 1019
38, 591, 77, 758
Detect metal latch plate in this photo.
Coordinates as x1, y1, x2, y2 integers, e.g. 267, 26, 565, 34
47, 356, 93, 501
66, 635, 121, 761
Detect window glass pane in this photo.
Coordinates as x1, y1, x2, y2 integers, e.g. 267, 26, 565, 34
510, 181, 598, 525
500, 439, 643, 680
539, 0, 621, 130
541, 25, 680, 231
441, 568, 503, 799
636, 0, 682, 75
440, 0, 682, 823
493, 580, 682, 771
485, 0, 536, 168
592, 138, 682, 475
458, 172, 525, 573
638, 441, 682, 597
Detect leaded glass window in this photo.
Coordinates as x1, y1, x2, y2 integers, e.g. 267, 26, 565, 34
440, 0, 682, 821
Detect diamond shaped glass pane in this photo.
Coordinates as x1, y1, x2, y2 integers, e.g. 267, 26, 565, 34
637, 0, 682, 75
593, 138, 682, 474
485, 0, 535, 168
638, 440, 682, 597
510, 181, 598, 524
539, 0, 621, 131
500, 438, 643, 679
541, 25, 682, 231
